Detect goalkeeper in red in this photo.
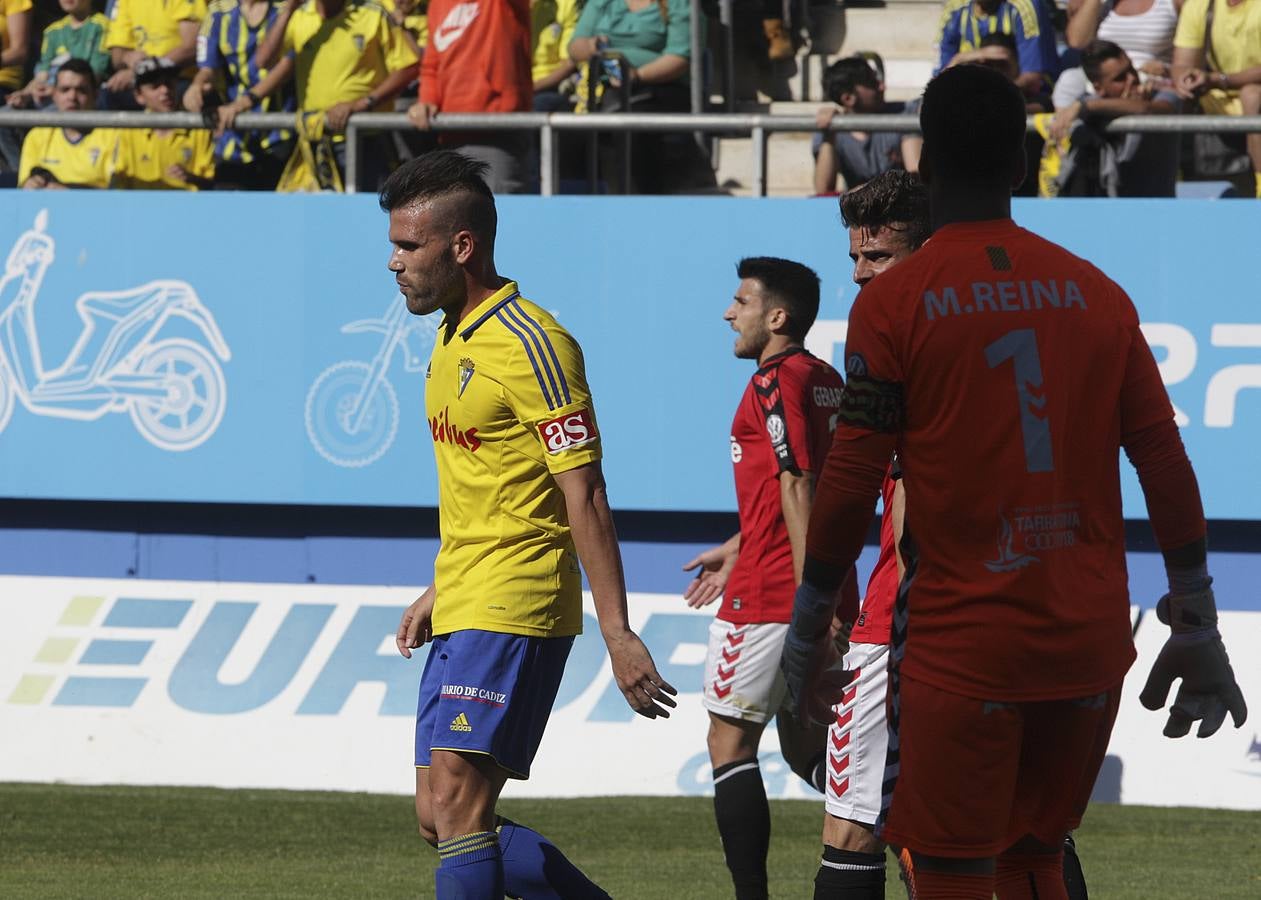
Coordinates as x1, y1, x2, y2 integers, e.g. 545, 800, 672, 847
782, 64, 1247, 900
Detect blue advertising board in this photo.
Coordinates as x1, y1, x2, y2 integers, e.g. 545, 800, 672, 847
0, 193, 1257, 519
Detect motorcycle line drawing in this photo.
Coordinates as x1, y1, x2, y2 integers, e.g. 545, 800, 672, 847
305, 294, 437, 468
0, 210, 231, 451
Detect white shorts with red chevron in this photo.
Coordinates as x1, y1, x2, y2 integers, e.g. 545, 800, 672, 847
701, 618, 789, 724
824, 641, 890, 827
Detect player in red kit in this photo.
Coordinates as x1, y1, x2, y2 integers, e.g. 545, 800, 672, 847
783, 65, 1246, 900
682, 257, 845, 900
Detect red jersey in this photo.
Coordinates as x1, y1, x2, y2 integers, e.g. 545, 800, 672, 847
420, 0, 532, 113
825, 219, 1172, 701
724, 348, 844, 624
852, 465, 899, 644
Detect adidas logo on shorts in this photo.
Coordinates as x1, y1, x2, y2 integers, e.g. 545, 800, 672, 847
450, 713, 473, 733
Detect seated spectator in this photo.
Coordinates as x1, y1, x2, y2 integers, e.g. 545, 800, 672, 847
936, 0, 1060, 99
1048, 39, 1179, 195
184, 0, 297, 190
947, 32, 1048, 195
409, 0, 533, 193
812, 56, 922, 195
256, 0, 418, 186
1171, 0, 1261, 197
7, 0, 111, 110
760, 0, 793, 62
0, 0, 32, 169
568, 0, 715, 193
18, 59, 117, 189
104, 0, 206, 99
113, 57, 215, 189
1055, 0, 1181, 108
532, 0, 581, 111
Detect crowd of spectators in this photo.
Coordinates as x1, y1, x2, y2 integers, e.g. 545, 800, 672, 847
1, 0, 1259, 195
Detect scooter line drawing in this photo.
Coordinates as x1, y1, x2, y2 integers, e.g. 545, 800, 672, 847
0, 210, 231, 451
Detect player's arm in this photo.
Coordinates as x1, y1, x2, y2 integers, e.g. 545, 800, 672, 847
780, 470, 814, 585
554, 462, 678, 719
891, 477, 906, 580
1117, 313, 1247, 738
255, 0, 300, 70
781, 299, 900, 718
682, 532, 739, 609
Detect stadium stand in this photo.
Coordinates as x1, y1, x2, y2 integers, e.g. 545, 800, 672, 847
0, 0, 1259, 195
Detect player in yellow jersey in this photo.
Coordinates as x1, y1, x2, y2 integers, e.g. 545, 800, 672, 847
114, 57, 214, 189
386, 152, 675, 899
19, 59, 117, 189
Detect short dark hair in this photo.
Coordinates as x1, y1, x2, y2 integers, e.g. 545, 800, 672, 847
55, 58, 98, 90
840, 171, 931, 250
920, 64, 1026, 183
1081, 39, 1127, 85
978, 31, 1018, 55
822, 57, 880, 103
736, 257, 821, 340
378, 150, 497, 242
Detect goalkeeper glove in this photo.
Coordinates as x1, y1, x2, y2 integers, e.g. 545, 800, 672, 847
781, 580, 849, 724
1138, 583, 1248, 738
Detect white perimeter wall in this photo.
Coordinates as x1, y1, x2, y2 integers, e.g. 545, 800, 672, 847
2, 576, 1258, 809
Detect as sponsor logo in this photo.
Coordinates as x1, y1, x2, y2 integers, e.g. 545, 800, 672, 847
538, 409, 597, 454
450, 712, 473, 732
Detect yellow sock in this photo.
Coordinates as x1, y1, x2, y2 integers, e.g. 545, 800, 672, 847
1255, 172, 1261, 198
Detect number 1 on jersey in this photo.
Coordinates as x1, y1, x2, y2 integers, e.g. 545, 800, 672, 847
985, 328, 1054, 473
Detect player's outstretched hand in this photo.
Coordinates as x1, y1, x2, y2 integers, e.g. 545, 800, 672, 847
1139, 591, 1248, 738
604, 629, 678, 719
396, 585, 436, 659
682, 544, 736, 608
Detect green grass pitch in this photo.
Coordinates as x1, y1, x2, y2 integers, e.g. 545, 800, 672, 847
2, 783, 1258, 898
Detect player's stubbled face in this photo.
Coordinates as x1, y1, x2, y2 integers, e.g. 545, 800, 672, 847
724, 277, 773, 360
387, 202, 464, 317
849, 224, 916, 287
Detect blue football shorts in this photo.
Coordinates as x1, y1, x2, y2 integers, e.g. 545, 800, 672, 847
414, 629, 575, 779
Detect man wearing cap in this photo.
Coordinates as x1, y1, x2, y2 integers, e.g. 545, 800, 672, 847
113, 57, 214, 189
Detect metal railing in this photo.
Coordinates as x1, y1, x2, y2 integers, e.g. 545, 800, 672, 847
2, 109, 1258, 197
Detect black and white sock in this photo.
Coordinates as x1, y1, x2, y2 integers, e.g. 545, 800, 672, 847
813, 846, 886, 899
712, 758, 770, 900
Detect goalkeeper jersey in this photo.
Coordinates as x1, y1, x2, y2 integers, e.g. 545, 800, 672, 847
425, 281, 600, 639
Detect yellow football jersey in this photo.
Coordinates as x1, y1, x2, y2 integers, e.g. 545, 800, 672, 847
18, 127, 118, 188
283, 0, 418, 113
426, 281, 601, 638
113, 127, 215, 190
0, 0, 34, 89
106, 0, 208, 76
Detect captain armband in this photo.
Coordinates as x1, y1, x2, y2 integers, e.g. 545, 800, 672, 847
836, 374, 905, 433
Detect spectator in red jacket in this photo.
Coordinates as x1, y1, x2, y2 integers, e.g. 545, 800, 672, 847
408, 0, 533, 193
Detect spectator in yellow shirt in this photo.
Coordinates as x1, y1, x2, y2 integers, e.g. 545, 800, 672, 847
254, 0, 418, 184
19, 59, 118, 189
1172, 0, 1261, 196
531, 0, 580, 111
104, 0, 207, 98
114, 57, 215, 189
0, 0, 33, 169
